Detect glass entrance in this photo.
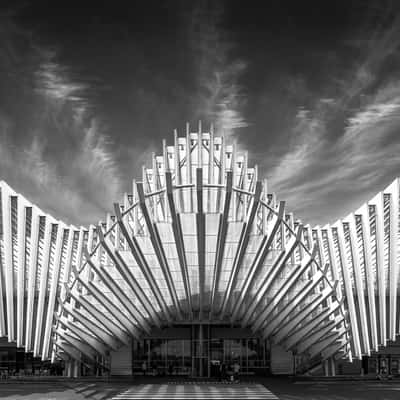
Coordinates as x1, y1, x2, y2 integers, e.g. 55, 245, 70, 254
131, 325, 269, 377
191, 324, 208, 377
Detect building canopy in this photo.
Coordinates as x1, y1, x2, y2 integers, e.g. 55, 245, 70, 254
0, 122, 399, 372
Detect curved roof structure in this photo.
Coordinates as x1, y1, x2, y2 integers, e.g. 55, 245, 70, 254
0, 122, 398, 373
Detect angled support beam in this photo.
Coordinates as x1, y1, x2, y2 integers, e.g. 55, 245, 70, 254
304, 326, 344, 360
196, 168, 206, 318
286, 303, 342, 351
97, 227, 161, 327
62, 331, 106, 368
165, 172, 192, 315
240, 250, 286, 327
210, 171, 233, 315
262, 265, 333, 338
252, 245, 316, 332
74, 266, 141, 339
86, 279, 143, 338
83, 249, 151, 335
295, 316, 343, 356
66, 286, 130, 346
241, 226, 302, 327
273, 286, 336, 344
220, 181, 263, 317
59, 316, 109, 357
321, 339, 350, 363
61, 301, 120, 350
54, 341, 86, 369
114, 203, 172, 323
231, 201, 285, 322
55, 328, 98, 366
284, 307, 333, 350
137, 182, 183, 320
309, 327, 347, 359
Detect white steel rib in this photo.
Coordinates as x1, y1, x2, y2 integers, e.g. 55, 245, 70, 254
0, 123, 399, 371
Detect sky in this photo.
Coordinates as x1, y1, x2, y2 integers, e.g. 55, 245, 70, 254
1, 0, 400, 227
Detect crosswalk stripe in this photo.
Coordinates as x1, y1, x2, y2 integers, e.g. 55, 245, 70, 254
111, 384, 279, 399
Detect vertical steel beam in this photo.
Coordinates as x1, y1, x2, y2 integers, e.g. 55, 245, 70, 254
186, 122, 193, 211
209, 171, 233, 315
0, 188, 6, 336
33, 218, 53, 356
231, 142, 237, 219
208, 123, 214, 209
25, 208, 40, 351
16, 199, 27, 347
42, 226, 68, 360
2, 189, 14, 341
196, 168, 205, 318
386, 181, 399, 340
347, 214, 370, 355
165, 172, 192, 315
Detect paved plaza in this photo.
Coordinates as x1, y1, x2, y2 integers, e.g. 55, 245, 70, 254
1, 379, 400, 399
111, 383, 277, 399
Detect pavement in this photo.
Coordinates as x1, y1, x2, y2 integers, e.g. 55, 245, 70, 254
0, 377, 400, 399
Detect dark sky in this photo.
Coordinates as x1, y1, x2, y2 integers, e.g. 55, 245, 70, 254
1, 0, 400, 226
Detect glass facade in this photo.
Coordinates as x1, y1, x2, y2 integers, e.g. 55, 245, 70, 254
0, 338, 63, 377
132, 325, 269, 377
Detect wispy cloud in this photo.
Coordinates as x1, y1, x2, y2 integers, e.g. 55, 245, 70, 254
268, 92, 400, 226
0, 15, 122, 226
35, 52, 89, 105
266, 12, 400, 225
190, 2, 248, 138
